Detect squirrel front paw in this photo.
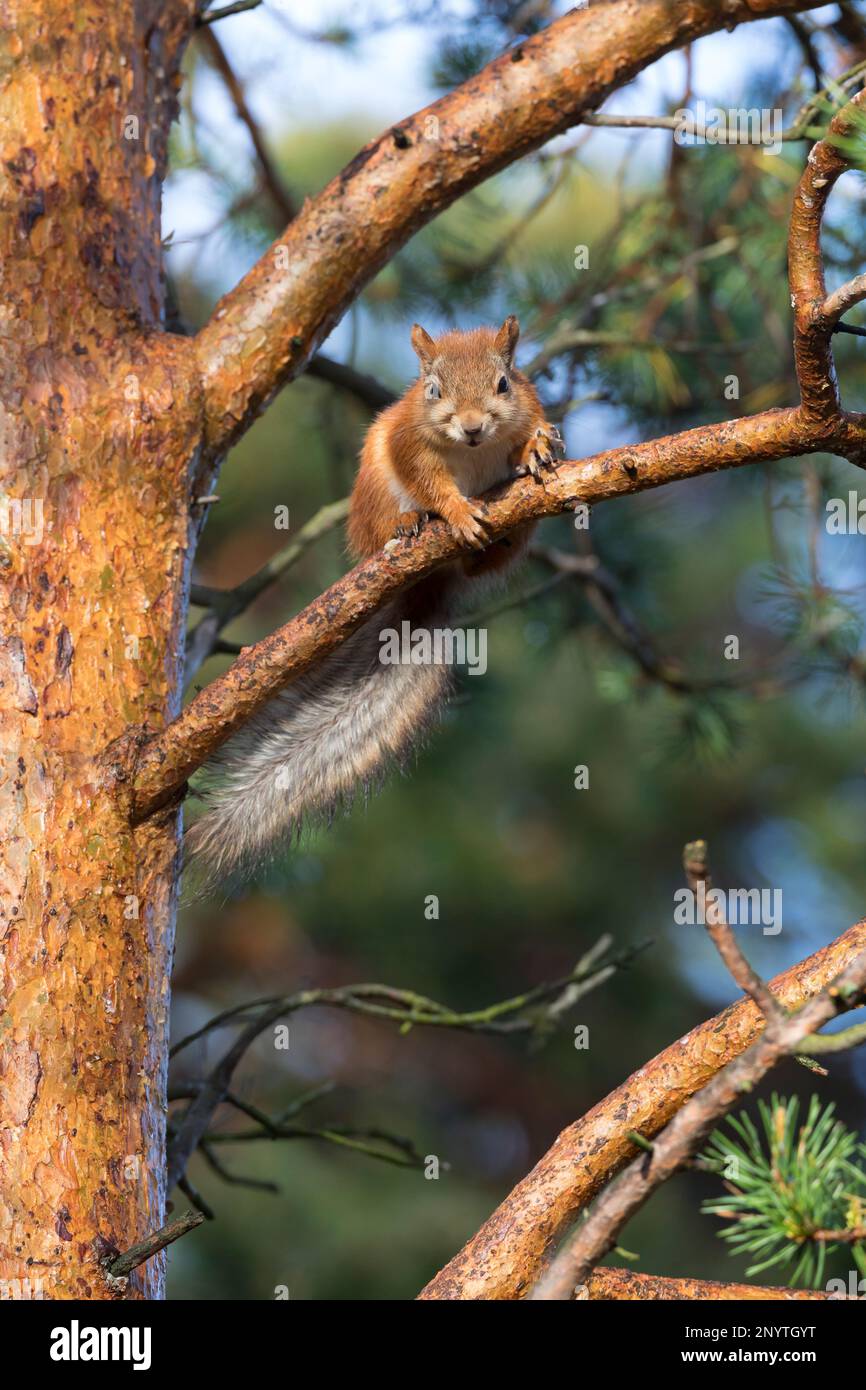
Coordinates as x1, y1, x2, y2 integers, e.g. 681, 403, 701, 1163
446, 498, 489, 549
515, 424, 565, 481
394, 509, 427, 538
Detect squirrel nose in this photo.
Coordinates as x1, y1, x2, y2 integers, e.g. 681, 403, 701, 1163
462, 417, 484, 440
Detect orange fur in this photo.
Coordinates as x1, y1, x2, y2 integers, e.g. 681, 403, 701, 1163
347, 318, 561, 575
187, 319, 563, 877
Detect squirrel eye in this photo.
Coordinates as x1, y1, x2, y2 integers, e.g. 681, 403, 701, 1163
497, 375, 509, 394
425, 379, 440, 401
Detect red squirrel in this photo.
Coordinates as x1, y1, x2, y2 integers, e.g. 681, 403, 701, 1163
188, 317, 562, 874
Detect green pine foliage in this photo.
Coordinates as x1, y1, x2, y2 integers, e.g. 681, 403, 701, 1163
701, 1094, 866, 1288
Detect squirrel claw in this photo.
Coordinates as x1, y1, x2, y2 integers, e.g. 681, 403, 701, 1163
517, 424, 564, 484
448, 500, 489, 549
394, 509, 427, 539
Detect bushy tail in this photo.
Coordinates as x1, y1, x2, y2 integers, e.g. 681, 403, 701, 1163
185, 580, 453, 878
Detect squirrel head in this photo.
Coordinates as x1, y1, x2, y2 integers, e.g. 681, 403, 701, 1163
410, 316, 529, 449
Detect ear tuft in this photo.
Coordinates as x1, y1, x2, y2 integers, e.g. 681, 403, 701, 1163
411, 323, 437, 369
495, 315, 520, 368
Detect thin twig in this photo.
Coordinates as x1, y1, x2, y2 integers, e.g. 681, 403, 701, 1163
205, 1124, 426, 1169
785, 14, 824, 95
799, 1018, 866, 1053
166, 940, 646, 1190
810, 1226, 866, 1243
196, 0, 262, 26
106, 1210, 204, 1279
579, 112, 822, 144
199, 1142, 280, 1193
199, 25, 295, 223
824, 273, 866, 323
178, 1174, 215, 1220
580, 54, 866, 149
531, 545, 759, 696
682, 839, 781, 1020
524, 325, 751, 377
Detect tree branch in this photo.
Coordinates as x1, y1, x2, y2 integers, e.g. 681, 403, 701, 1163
198, 25, 296, 223
811, 1226, 866, 1243
135, 74, 866, 816
133, 405, 854, 819
799, 1018, 866, 1053
785, 13, 824, 94
199, 1140, 280, 1193
305, 354, 396, 411
185, 496, 349, 680
584, 1267, 845, 1301
191, 0, 834, 460
196, 0, 261, 26
166, 939, 638, 1192
203, 1125, 426, 1169
823, 272, 866, 324
788, 87, 866, 419
530, 545, 753, 696
530, 944, 866, 1299
105, 1210, 204, 1280
683, 839, 781, 1019
579, 111, 820, 143
417, 916, 866, 1299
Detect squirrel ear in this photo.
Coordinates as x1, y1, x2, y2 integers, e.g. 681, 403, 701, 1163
495, 315, 519, 368
411, 323, 436, 369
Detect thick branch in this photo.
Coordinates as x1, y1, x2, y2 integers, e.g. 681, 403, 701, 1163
193, 0, 833, 458
132, 406, 836, 818
185, 496, 349, 680
417, 916, 866, 1299
144, 77, 866, 812
531, 945, 866, 1299
585, 1268, 845, 1301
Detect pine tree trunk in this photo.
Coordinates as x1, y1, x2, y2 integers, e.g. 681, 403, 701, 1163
0, 0, 195, 1300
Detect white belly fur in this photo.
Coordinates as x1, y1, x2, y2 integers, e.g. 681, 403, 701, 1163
448, 440, 514, 496
384, 438, 514, 511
